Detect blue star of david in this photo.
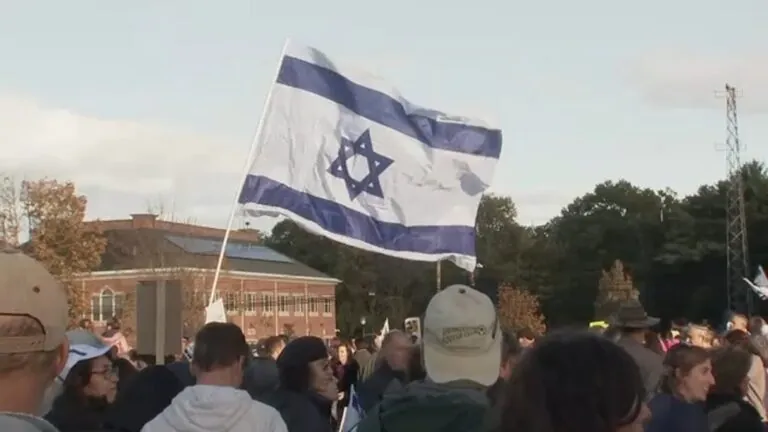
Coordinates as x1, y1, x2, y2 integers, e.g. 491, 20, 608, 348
328, 129, 393, 200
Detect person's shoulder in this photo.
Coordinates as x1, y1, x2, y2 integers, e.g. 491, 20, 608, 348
0, 413, 60, 432
246, 398, 289, 432
249, 398, 283, 417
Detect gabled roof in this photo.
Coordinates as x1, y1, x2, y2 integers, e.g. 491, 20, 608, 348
99, 227, 336, 282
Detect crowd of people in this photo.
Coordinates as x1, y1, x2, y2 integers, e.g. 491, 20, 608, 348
3, 246, 768, 432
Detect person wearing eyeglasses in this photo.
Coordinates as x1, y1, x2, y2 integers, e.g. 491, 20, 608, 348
44, 334, 119, 432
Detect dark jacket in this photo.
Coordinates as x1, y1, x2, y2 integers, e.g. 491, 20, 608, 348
645, 392, 709, 432
165, 361, 195, 388
243, 357, 280, 399
338, 361, 359, 399
485, 378, 504, 407
704, 393, 764, 432
261, 388, 333, 432
357, 380, 491, 432
357, 362, 407, 412
103, 365, 185, 432
617, 336, 663, 396
45, 392, 110, 432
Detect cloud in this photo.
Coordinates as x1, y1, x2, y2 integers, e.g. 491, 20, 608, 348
0, 95, 248, 226
627, 51, 768, 112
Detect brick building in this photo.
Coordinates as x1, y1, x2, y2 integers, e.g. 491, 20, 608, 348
78, 214, 339, 343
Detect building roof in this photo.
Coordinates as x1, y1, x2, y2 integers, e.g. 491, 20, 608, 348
96, 216, 336, 282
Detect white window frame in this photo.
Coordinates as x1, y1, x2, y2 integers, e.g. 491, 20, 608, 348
294, 293, 305, 315
308, 297, 319, 316
322, 297, 333, 316
90, 287, 123, 322
244, 293, 258, 314
262, 293, 274, 316
278, 295, 291, 316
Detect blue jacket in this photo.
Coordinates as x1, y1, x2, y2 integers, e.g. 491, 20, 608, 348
645, 393, 709, 432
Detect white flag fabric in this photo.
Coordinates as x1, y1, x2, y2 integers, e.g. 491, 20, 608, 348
238, 41, 502, 271
204, 298, 227, 324
374, 318, 391, 348
745, 266, 768, 300
339, 385, 364, 432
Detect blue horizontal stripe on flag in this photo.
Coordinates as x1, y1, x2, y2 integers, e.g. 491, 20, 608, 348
277, 56, 502, 159
239, 175, 476, 256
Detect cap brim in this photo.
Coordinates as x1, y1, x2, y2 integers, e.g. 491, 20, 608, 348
611, 316, 660, 328
60, 343, 112, 380
423, 325, 502, 387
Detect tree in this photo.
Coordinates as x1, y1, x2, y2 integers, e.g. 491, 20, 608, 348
594, 260, 639, 320
19, 179, 107, 323
497, 286, 546, 335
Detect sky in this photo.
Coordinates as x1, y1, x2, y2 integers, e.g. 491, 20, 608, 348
1, 0, 767, 232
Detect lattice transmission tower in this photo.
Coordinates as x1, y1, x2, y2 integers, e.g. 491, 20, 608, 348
724, 84, 751, 314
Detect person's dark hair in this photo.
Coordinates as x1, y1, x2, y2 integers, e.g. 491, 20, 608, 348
354, 337, 370, 352
659, 344, 710, 394
60, 357, 111, 404
710, 346, 752, 396
46, 355, 115, 430
113, 358, 138, 392
363, 335, 377, 353
724, 329, 767, 366
127, 349, 140, 362
263, 335, 287, 357
502, 330, 523, 362
192, 322, 249, 372
104, 365, 185, 432
78, 318, 92, 329
517, 327, 536, 341
501, 330, 645, 432
407, 345, 426, 381
336, 340, 354, 363
276, 336, 329, 392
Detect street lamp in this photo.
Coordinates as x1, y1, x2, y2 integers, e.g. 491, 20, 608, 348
360, 316, 367, 337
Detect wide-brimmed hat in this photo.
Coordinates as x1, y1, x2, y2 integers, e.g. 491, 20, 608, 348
610, 300, 659, 329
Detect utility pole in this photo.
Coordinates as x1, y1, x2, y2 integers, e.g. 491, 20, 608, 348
722, 84, 751, 314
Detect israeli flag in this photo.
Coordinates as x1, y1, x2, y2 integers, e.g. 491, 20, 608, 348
339, 385, 364, 432
744, 265, 768, 300
238, 41, 502, 271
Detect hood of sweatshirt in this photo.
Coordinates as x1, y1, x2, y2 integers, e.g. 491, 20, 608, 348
155, 385, 261, 432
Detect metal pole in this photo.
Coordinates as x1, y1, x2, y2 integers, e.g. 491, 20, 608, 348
155, 280, 167, 365
209, 39, 290, 306
436, 261, 442, 292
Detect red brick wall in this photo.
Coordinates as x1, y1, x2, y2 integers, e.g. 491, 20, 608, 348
79, 272, 337, 343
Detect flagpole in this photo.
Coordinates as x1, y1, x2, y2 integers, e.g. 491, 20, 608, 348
208, 39, 290, 306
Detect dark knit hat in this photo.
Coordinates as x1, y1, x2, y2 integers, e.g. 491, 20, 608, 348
276, 336, 329, 370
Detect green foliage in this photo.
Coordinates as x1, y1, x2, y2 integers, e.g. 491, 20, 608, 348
265, 160, 768, 331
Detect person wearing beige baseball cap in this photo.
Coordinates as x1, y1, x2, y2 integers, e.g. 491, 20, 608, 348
356, 284, 499, 432
0, 247, 70, 432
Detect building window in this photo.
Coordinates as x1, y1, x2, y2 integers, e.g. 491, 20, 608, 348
244, 293, 257, 313
294, 294, 305, 314
223, 292, 240, 312
308, 297, 318, 314
262, 294, 274, 313
278, 295, 290, 314
323, 298, 333, 315
91, 287, 124, 322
